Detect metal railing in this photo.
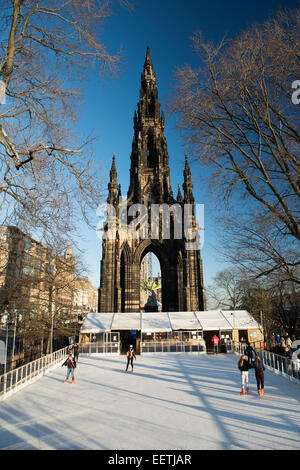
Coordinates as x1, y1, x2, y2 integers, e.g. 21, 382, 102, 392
0, 346, 69, 401
141, 341, 206, 354
260, 349, 300, 382
231, 342, 300, 384
79, 342, 120, 355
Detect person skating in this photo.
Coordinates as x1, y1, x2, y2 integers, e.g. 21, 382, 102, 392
73, 343, 79, 363
126, 345, 136, 372
62, 353, 77, 383
245, 342, 256, 364
211, 335, 220, 354
238, 355, 253, 394
253, 355, 265, 396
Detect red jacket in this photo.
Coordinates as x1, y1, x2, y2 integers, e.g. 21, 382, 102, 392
212, 336, 220, 345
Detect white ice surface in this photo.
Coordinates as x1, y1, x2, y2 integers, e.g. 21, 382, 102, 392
0, 353, 299, 450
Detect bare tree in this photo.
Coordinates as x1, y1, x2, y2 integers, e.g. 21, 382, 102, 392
169, 6, 300, 242
206, 266, 299, 337
0, 0, 131, 245
217, 212, 300, 286
206, 268, 245, 310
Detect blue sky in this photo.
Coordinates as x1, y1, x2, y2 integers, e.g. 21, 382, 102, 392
74, 0, 299, 288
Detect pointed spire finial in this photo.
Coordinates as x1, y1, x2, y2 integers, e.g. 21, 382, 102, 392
110, 154, 117, 179
184, 154, 191, 180
108, 155, 118, 205
177, 183, 183, 204
145, 46, 153, 67
109, 154, 118, 191
143, 45, 155, 80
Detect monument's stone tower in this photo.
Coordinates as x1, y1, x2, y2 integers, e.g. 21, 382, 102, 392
99, 47, 206, 312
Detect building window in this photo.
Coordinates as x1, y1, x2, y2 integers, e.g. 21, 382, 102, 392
36, 245, 43, 258
24, 238, 32, 251
22, 265, 33, 275
35, 259, 42, 275
22, 253, 33, 275
46, 264, 54, 274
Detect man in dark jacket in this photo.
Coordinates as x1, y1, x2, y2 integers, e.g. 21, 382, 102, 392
73, 343, 79, 363
245, 342, 256, 364
62, 354, 76, 383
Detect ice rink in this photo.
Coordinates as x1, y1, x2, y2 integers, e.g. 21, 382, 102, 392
0, 353, 299, 450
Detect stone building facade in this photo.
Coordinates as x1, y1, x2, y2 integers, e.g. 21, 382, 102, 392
73, 276, 98, 314
99, 47, 206, 313
0, 225, 75, 323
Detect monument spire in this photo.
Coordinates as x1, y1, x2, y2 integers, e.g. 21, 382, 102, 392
128, 47, 174, 204
107, 155, 118, 205
99, 47, 206, 313
183, 154, 195, 205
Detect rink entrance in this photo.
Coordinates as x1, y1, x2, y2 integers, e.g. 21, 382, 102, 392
204, 331, 220, 353
118, 330, 141, 355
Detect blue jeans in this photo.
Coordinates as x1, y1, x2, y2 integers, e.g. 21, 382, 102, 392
66, 368, 75, 380
213, 344, 218, 353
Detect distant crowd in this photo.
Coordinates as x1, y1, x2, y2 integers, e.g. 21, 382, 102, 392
266, 332, 299, 360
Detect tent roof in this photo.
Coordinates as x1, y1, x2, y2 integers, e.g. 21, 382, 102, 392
221, 310, 260, 329
111, 312, 141, 331
141, 312, 172, 332
80, 310, 260, 334
80, 312, 114, 333
168, 311, 202, 330
195, 310, 232, 331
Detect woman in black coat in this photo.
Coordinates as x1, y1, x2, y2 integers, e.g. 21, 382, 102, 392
253, 355, 265, 396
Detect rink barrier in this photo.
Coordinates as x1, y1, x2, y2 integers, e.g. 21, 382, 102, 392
0, 346, 69, 402
232, 342, 300, 384
79, 342, 120, 355
79, 340, 206, 354
140, 341, 206, 354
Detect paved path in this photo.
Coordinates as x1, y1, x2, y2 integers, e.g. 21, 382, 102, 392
0, 353, 299, 450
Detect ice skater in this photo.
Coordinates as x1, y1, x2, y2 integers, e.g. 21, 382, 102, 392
245, 342, 256, 364
238, 354, 252, 394
126, 345, 136, 372
253, 355, 265, 396
211, 335, 220, 354
73, 343, 79, 363
62, 353, 77, 383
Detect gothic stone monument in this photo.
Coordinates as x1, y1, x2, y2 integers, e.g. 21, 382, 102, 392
98, 47, 206, 313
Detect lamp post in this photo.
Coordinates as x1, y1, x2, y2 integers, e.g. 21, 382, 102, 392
231, 311, 236, 350
4, 320, 8, 375
10, 306, 17, 371
50, 307, 55, 355
260, 310, 264, 349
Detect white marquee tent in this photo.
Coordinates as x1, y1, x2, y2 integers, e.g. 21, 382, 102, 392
80, 310, 260, 334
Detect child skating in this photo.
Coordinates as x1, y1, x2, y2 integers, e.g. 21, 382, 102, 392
126, 345, 136, 372
62, 353, 77, 383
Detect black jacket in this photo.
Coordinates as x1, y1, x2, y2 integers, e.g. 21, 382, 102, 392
238, 359, 252, 371
62, 357, 77, 368
245, 346, 255, 357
